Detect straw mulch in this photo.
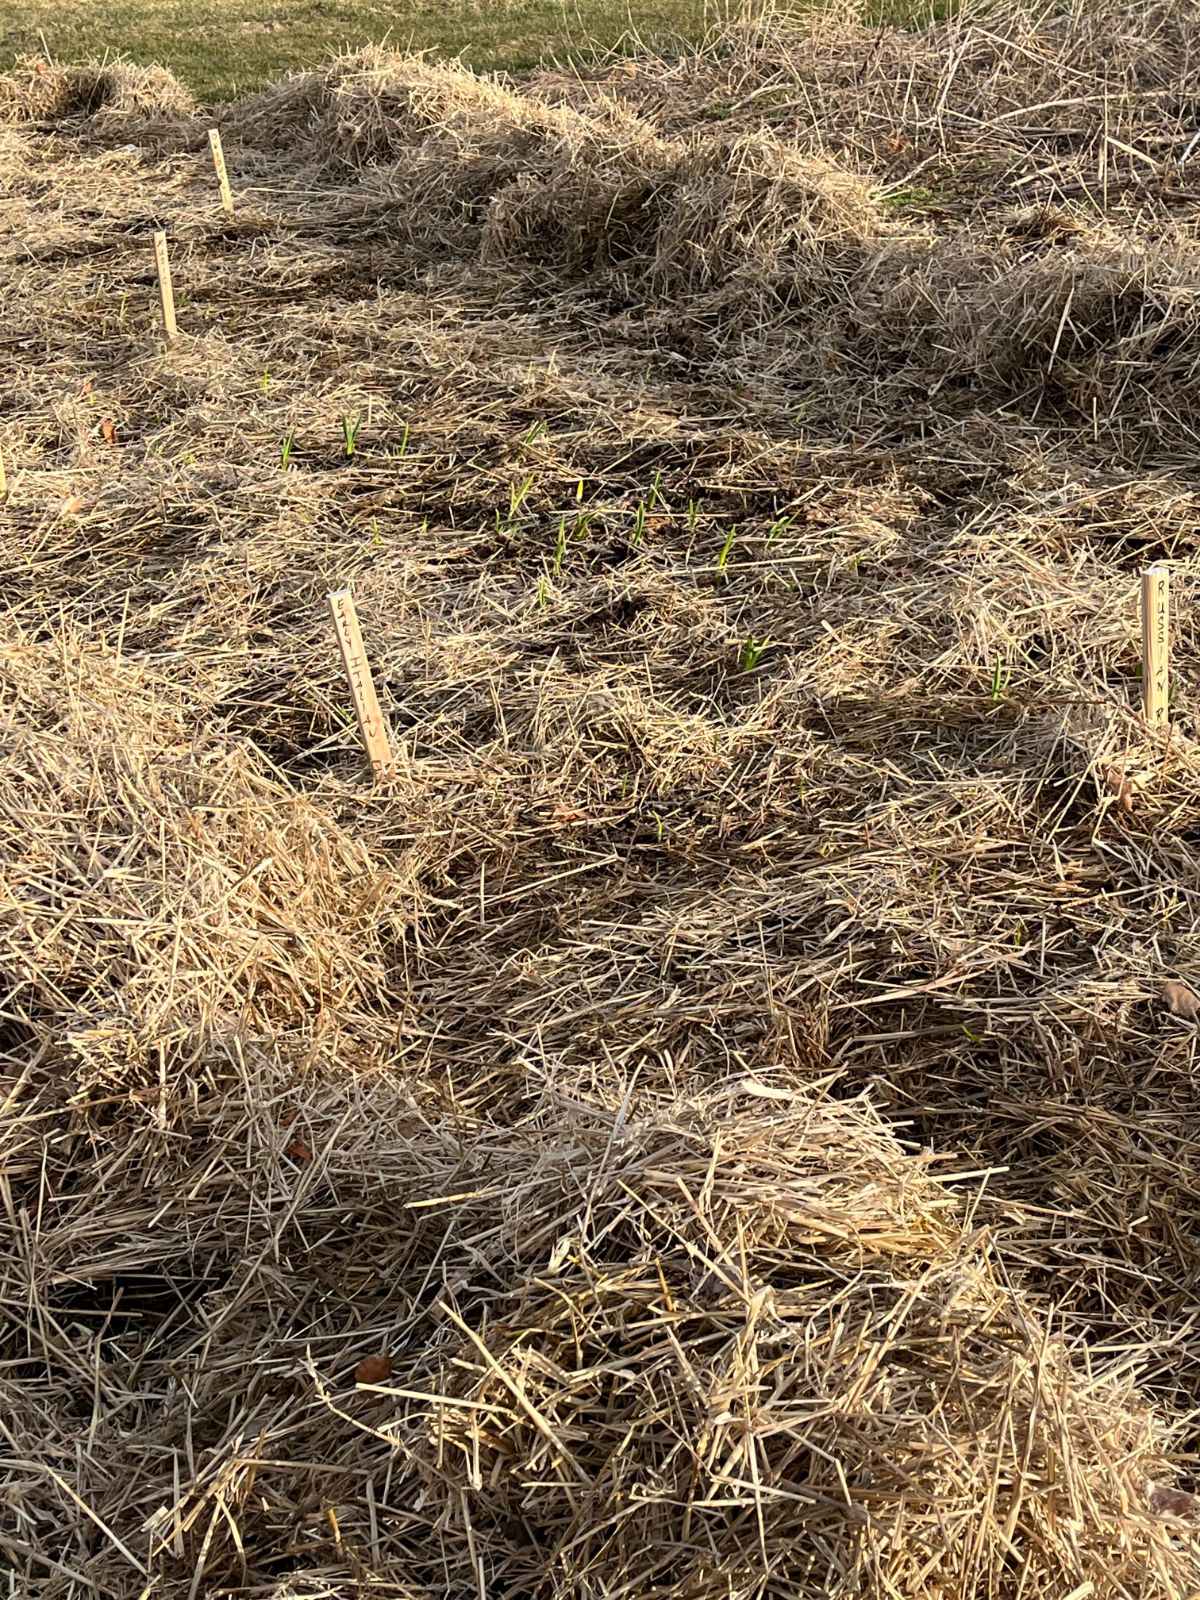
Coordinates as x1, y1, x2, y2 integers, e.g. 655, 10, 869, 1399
3, 3, 1200, 1594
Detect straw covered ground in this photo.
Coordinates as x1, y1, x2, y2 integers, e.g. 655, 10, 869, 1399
4, 3, 1200, 1594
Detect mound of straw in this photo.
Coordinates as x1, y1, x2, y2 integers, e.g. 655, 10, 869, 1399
399, 1083, 1190, 1599
0, 54, 194, 123
4, 2, 1200, 1594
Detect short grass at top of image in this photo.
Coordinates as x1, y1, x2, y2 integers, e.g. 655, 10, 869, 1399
0, 0, 945, 101
0, 0, 715, 100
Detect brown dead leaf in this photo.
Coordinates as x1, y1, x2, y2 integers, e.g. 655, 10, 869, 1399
285, 1138, 312, 1163
1161, 980, 1200, 1023
1149, 1482, 1197, 1517
1103, 765, 1135, 813
100, 418, 118, 446
59, 495, 88, 518
355, 1353, 392, 1385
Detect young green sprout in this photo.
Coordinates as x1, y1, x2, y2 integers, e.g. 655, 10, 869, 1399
687, 499, 698, 531
990, 654, 1010, 705
281, 428, 296, 469
553, 518, 568, 576
741, 634, 769, 671
342, 414, 362, 458
397, 421, 410, 458
520, 420, 547, 457
632, 500, 647, 546
260, 369, 271, 393
717, 524, 738, 573
648, 469, 664, 511
766, 513, 793, 544
509, 475, 535, 517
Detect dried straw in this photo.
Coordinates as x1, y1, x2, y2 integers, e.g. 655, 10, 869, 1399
2, 2, 1200, 1593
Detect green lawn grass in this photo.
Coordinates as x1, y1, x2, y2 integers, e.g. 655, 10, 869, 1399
0, 0, 720, 100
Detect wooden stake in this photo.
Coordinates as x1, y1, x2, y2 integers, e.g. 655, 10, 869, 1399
327, 588, 394, 780
207, 128, 234, 215
152, 230, 178, 346
1141, 563, 1170, 729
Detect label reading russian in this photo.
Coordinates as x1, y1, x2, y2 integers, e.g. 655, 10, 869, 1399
1141, 565, 1169, 729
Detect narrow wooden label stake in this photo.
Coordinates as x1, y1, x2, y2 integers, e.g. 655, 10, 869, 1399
327, 588, 393, 779
152, 231, 178, 345
1141, 563, 1170, 728
207, 128, 234, 215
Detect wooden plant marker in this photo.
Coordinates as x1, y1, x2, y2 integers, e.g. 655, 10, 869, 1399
207, 128, 234, 215
327, 588, 394, 780
1141, 564, 1170, 729
153, 231, 178, 345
